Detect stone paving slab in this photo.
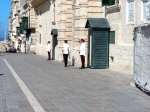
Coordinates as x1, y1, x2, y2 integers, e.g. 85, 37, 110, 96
0, 54, 34, 112
0, 53, 150, 112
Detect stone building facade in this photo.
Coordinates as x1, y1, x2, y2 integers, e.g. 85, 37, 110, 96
10, 0, 149, 74
9, 0, 20, 48
31, 0, 57, 56
28, 0, 134, 73
107, 0, 149, 73
9, 0, 37, 53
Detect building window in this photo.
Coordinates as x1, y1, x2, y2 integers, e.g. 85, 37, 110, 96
141, 0, 150, 23
102, 0, 115, 6
109, 31, 115, 44
126, 0, 135, 24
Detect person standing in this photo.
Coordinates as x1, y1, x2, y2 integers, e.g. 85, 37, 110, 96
47, 41, 51, 60
17, 45, 20, 53
62, 40, 70, 67
79, 39, 86, 69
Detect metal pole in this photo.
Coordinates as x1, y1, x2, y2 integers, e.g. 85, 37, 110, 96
24, 31, 26, 54
4, 23, 6, 42
25, 40, 26, 54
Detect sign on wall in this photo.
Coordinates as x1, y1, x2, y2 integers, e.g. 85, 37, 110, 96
144, 1, 150, 22
128, 1, 134, 22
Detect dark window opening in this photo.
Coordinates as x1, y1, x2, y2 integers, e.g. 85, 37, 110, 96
102, 0, 115, 6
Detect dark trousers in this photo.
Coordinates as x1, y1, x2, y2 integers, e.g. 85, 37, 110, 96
63, 54, 68, 66
48, 51, 51, 60
80, 55, 85, 68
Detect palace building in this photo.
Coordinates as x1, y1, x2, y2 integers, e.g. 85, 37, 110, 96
10, 0, 148, 74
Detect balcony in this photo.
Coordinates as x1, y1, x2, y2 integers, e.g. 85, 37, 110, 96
30, 0, 50, 8
106, 4, 121, 14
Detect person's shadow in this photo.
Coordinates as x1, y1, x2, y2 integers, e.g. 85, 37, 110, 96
0, 74, 5, 76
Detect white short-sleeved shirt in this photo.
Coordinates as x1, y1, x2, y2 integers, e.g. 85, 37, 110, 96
47, 43, 51, 52
80, 43, 86, 56
62, 43, 70, 54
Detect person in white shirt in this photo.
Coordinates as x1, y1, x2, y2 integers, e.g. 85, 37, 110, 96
47, 41, 51, 60
79, 39, 86, 69
62, 40, 70, 67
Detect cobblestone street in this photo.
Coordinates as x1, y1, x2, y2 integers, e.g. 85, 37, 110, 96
0, 53, 150, 112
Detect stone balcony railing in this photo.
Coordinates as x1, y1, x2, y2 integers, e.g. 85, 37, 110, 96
30, 0, 50, 8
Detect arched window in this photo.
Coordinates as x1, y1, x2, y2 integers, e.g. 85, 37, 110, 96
102, 0, 115, 6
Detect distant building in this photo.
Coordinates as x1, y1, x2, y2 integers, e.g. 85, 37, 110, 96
9, 0, 36, 53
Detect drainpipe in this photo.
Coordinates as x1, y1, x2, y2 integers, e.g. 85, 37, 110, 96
72, 0, 75, 47
71, 0, 76, 66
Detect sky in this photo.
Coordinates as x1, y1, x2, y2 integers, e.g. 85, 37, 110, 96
0, 0, 11, 41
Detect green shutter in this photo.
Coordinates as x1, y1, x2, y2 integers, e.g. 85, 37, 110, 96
92, 30, 109, 69
109, 31, 115, 44
22, 17, 28, 29
16, 27, 20, 36
20, 23, 24, 34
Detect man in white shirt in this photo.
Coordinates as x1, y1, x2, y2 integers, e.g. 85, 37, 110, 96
47, 41, 51, 60
80, 39, 86, 69
62, 40, 70, 67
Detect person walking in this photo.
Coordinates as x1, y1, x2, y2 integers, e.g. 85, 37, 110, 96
47, 41, 51, 60
79, 39, 86, 69
62, 40, 70, 67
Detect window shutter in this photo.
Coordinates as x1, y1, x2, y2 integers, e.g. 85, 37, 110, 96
20, 23, 24, 34
16, 27, 20, 36
22, 17, 28, 29
109, 31, 115, 44
92, 30, 109, 68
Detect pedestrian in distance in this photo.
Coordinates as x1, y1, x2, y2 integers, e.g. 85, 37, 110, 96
79, 39, 86, 69
17, 45, 21, 53
62, 40, 70, 67
47, 41, 51, 60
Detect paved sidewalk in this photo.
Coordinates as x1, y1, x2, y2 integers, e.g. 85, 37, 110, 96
0, 53, 150, 112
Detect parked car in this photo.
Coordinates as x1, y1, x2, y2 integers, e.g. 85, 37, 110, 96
8, 47, 17, 53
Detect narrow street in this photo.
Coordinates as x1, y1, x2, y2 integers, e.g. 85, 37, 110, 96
0, 53, 150, 112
